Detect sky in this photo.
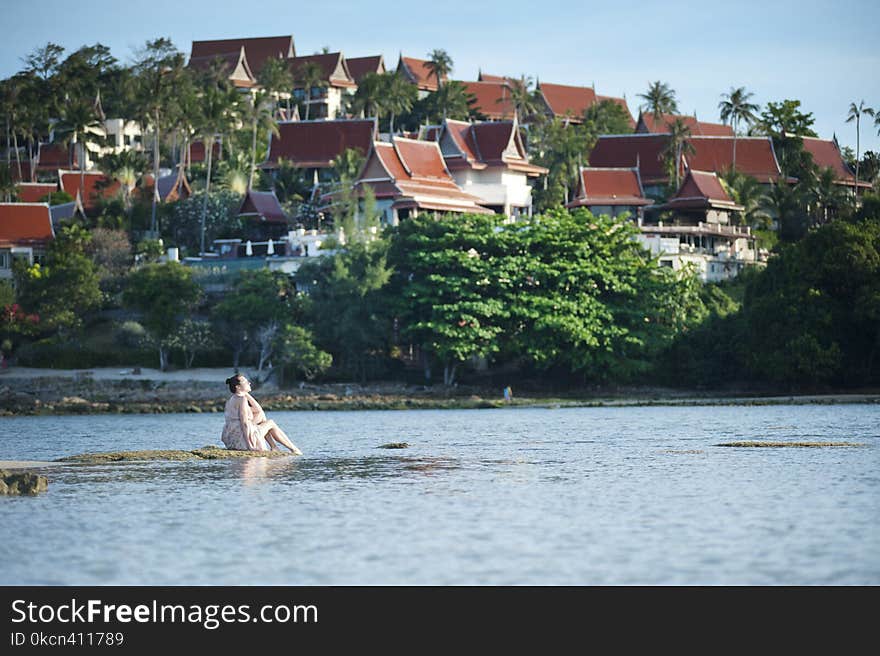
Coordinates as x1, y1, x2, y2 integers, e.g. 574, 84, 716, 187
2, 0, 879, 153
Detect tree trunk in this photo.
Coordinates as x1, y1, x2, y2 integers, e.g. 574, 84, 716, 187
12, 130, 22, 181
249, 118, 258, 190
158, 344, 168, 372
200, 137, 214, 254
389, 112, 395, 136
443, 362, 458, 386
732, 122, 738, 173
151, 110, 160, 234
854, 117, 860, 198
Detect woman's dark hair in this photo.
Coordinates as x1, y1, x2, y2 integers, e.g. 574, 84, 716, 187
225, 375, 242, 393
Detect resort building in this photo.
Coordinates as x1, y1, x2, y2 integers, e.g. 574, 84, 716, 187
141, 171, 193, 204
188, 46, 257, 90
635, 111, 734, 136
262, 118, 376, 183
565, 167, 654, 221
288, 53, 357, 119
0, 203, 54, 278
59, 171, 121, 215
801, 136, 873, 194
15, 182, 58, 203
346, 55, 386, 84
638, 170, 756, 282
459, 81, 516, 121
237, 189, 289, 240
189, 35, 296, 77
396, 55, 445, 98
353, 137, 492, 224
537, 82, 635, 128
430, 118, 547, 217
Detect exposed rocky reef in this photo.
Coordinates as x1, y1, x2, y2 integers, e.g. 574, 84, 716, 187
0, 470, 49, 495
57, 446, 297, 464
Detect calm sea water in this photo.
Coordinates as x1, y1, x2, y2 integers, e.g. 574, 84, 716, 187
1, 405, 878, 585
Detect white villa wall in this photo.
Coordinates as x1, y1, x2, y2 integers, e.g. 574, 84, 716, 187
451, 167, 532, 215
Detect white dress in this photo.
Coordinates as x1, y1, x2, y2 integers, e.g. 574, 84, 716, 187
221, 395, 270, 451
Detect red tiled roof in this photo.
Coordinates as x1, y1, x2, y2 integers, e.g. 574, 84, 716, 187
0, 203, 54, 248
264, 119, 376, 168
8, 160, 33, 183
188, 47, 256, 88
801, 136, 870, 188
663, 169, 740, 210
440, 119, 547, 176
346, 55, 385, 84
357, 138, 492, 214
596, 95, 636, 129
685, 137, 782, 183
590, 134, 783, 184
397, 56, 446, 92
538, 82, 597, 122
190, 36, 295, 76
589, 134, 670, 183
58, 171, 121, 212
637, 111, 734, 136
459, 81, 515, 121
289, 53, 356, 88
567, 167, 653, 208
238, 190, 287, 223
36, 143, 75, 171
15, 182, 58, 203
477, 72, 511, 83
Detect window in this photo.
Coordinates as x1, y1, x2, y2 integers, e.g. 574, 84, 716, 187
660, 260, 673, 268
293, 89, 306, 100
0, 252, 9, 269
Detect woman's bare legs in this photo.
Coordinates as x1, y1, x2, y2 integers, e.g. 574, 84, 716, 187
260, 420, 302, 455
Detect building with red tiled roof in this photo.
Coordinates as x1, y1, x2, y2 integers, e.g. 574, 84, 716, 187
190, 35, 295, 77
801, 136, 871, 191
566, 167, 653, 220
188, 46, 257, 89
589, 134, 784, 193
263, 119, 376, 175
0, 203, 54, 277
15, 182, 58, 204
289, 53, 357, 119
635, 111, 734, 137
188, 140, 221, 165
35, 143, 76, 174
396, 55, 446, 96
433, 119, 546, 217
353, 137, 492, 223
346, 55, 385, 84
537, 82, 597, 123
459, 81, 515, 121
477, 72, 511, 83
651, 169, 742, 223
58, 171, 121, 214
141, 172, 192, 204
239, 190, 287, 223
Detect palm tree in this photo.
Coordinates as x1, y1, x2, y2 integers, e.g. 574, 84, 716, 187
718, 87, 759, 173
845, 100, 875, 196
101, 150, 149, 213
348, 72, 385, 119
425, 49, 452, 92
808, 167, 848, 224
429, 81, 476, 124
242, 89, 280, 189
295, 62, 327, 120
662, 117, 695, 190
197, 84, 240, 253
722, 170, 769, 228
257, 58, 295, 117
58, 99, 103, 199
506, 75, 540, 123
638, 81, 678, 120
382, 73, 417, 135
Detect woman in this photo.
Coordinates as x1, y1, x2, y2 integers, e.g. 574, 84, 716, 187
221, 374, 302, 455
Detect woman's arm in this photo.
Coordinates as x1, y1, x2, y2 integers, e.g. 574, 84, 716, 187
246, 393, 267, 423
238, 396, 258, 449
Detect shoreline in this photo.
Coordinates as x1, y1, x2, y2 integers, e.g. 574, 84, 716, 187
1, 367, 878, 415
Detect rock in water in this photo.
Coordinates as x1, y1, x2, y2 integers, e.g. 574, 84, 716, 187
0, 470, 49, 495
378, 442, 409, 449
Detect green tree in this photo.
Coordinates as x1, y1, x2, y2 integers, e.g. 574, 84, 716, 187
530, 118, 593, 207
505, 75, 540, 124
638, 81, 678, 119
754, 99, 817, 179
718, 87, 760, 173
721, 171, 770, 228
425, 49, 452, 91
382, 72, 417, 135
166, 318, 214, 368
845, 100, 875, 196
13, 225, 102, 335
583, 98, 634, 136
122, 262, 203, 370
348, 71, 385, 119
294, 61, 328, 120
273, 325, 332, 383
57, 98, 103, 194
662, 117, 695, 190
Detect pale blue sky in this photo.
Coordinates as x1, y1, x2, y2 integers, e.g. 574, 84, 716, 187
3, 0, 878, 152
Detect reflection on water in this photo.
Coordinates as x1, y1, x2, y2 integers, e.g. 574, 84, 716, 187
1, 404, 878, 585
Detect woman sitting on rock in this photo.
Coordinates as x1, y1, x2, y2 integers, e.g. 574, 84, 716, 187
222, 374, 302, 455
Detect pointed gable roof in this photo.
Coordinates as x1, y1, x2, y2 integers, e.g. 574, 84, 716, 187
289, 53, 356, 88
264, 118, 376, 169
567, 167, 653, 208
590, 134, 670, 184
238, 190, 287, 223
636, 111, 734, 136
661, 170, 742, 211
396, 55, 445, 92
477, 72, 511, 83
801, 136, 871, 188
439, 119, 547, 176
538, 82, 597, 122
346, 55, 386, 84
357, 138, 492, 214
36, 142, 75, 171
459, 81, 515, 121
142, 171, 193, 203
684, 136, 782, 183
15, 182, 58, 203
190, 35, 295, 76
58, 171, 121, 212
188, 46, 257, 88
0, 203, 54, 248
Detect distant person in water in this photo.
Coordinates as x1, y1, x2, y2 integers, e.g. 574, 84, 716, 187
222, 374, 302, 455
